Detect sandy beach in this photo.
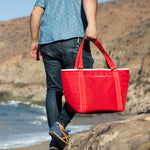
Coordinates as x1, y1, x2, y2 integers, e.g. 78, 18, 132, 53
5, 141, 50, 150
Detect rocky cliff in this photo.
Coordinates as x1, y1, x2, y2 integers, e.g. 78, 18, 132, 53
65, 113, 150, 150
0, 0, 150, 114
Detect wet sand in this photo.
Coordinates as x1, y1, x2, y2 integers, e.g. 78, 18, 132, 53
5, 141, 50, 150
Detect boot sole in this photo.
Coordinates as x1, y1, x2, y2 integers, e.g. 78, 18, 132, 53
49, 147, 59, 150
49, 131, 67, 148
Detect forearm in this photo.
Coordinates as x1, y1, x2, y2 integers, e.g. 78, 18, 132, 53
30, 6, 44, 41
83, 0, 97, 27
83, 0, 97, 40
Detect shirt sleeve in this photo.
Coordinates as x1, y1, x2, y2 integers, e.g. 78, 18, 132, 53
35, 0, 46, 8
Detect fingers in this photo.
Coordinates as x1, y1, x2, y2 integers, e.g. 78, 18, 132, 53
85, 32, 97, 42
85, 35, 97, 42
30, 43, 40, 61
31, 50, 38, 59
85, 25, 97, 42
31, 50, 40, 61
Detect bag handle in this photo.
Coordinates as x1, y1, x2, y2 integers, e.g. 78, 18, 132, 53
74, 38, 117, 71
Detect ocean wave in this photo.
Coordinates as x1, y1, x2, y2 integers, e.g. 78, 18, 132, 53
30, 103, 46, 112
0, 100, 31, 106
0, 100, 33, 106
0, 131, 50, 149
31, 116, 47, 125
0, 100, 45, 111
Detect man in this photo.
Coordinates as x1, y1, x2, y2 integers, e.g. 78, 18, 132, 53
30, 0, 97, 149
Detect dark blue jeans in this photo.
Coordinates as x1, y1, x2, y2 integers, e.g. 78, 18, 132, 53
40, 38, 94, 129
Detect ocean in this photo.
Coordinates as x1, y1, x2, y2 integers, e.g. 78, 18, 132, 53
0, 100, 93, 150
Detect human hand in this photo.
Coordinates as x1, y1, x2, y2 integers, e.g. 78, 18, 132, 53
30, 42, 41, 61
85, 24, 97, 42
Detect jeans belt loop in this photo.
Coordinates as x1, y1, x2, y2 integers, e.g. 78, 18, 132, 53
77, 37, 80, 48
77, 37, 80, 44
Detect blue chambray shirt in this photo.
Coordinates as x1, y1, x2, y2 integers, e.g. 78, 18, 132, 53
35, 0, 87, 44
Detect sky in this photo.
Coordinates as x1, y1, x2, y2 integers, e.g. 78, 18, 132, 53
0, 0, 111, 21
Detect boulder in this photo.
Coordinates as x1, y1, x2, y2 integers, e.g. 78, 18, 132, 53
65, 114, 150, 150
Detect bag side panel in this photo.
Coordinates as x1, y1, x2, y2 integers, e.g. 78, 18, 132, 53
61, 71, 80, 112
117, 70, 130, 110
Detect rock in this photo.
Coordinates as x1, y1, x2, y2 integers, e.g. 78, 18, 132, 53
0, 83, 46, 105
65, 114, 150, 150
0, 55, 45, 84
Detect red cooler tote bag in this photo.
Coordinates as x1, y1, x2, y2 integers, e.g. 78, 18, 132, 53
61, 38, 129, 113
